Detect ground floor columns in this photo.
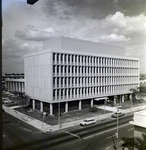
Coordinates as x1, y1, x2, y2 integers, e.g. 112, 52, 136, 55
50, 103, 53, 115
79, 100, 82, 110
40, 101, 43, 112
91, 99, 94, 107
65, 102, 68, 113
33, 99, 35, 109
122, 95, 125, 103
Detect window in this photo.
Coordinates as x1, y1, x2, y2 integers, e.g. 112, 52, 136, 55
53, 53, 56, 61
57, 54, 59, 61
57, 78, 59, 85
61, 78, 63, 85
57, 66, 59, 73
78, 56, 80, 63
53, 90, 55, 97
61, 54, 63, 62
53, 66, 55, 73
65, 54, 67, 62
68, 55, 70, 62
72, 55, 74, 63
61, 66, 63, 74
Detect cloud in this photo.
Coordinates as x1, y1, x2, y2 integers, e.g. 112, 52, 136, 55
15, 25, 58, 41
103, 11, 127, 28
2, 38, 43, 61
101, 34, 130, 42
2, 0, 146, 74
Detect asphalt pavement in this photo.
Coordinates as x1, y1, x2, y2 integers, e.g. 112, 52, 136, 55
2, 101, 146, 133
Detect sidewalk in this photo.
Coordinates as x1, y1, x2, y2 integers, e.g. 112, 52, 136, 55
3, 103, 146, 133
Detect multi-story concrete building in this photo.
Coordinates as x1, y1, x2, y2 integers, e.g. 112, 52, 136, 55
24, 36, 139, 115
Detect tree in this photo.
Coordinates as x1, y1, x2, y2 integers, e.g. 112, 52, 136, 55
121, 133, 146, 150
16, 92, 30, 108
130, 87, 144, 103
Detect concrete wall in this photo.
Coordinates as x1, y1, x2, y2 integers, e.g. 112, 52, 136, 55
24, 51, 53, 102
43, 36, 125, 56
134, 110, 146, 128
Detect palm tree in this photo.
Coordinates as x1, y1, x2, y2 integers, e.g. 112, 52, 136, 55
130, 87, 144, 103
121, 133, 146, 150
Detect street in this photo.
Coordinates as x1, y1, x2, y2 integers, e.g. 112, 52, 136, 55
3, 112, 49, 150
3, 112, 134, 150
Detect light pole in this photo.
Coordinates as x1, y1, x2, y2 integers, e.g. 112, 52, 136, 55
108, 99, 119, 140
58, 102, 61, 129
42, 112, 46, 129
65, 131, 89, 150
116, 102, 119, 139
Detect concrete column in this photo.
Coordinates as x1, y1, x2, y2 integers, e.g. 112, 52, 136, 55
15, 82, 17, 91
33, 99, 35, 109
77, 55, 78, 65
79, 100, 82, 110
55, 53, 57, 63
8, 82, 10, 91
63, 89, 65, 99
70, 88, 72, 98
63, 66, 65, 76
19, 82, 21, 92
67, 89, 69, 99
50, 103, 53, 115
77, 77, 79, 87
70, 66, 72, 76
63, 54, 65, 65
77, 88, 79, 97
91, 99, 94, 107
63, 77, 65, 88
10, 82, 12, 91
17, 82, 19, 92
40, 101, 43, 112
59, 53, 61, 64
22, 82, 25, 92
89, 87, 91, 96
65, 102, 68, 113
12, 82, 14, 91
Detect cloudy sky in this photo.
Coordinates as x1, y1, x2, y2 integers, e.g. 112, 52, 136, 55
2, 0, 146, 74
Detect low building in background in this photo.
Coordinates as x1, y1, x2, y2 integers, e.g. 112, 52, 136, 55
130, 110, 146, 137
24, 36, 139, 115
4, 73, 25, 93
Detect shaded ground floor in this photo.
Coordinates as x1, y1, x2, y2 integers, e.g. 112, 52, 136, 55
31, 94, 132, 115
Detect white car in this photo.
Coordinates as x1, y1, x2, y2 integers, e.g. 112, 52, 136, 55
80, 118, 96, 126
4, 100, 12, 104
111, 112, 125, 118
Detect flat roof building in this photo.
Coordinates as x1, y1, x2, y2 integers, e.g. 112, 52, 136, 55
130, 110, 146, 137
24, 36, 139, 115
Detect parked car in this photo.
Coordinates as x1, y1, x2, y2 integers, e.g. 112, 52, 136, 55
4, 100, 12, 104
80, 118, 96, 126
111, 112, 125, 118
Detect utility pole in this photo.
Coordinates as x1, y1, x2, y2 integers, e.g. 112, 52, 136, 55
58, 102, 61, 129
116, 103, 119, 139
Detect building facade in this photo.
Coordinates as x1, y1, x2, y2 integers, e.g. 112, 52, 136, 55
5, 73, 25, 93
5, 79, 25, 93
24, 37, 139, 115
130, 110, 146, 137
